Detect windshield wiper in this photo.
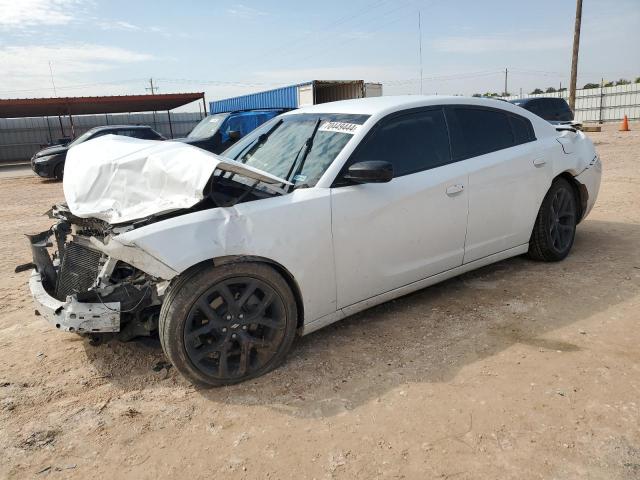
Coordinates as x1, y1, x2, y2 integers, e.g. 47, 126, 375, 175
284, 118, 322, 189
232, 119, 284, 163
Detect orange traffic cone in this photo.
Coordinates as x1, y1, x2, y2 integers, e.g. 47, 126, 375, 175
619, 115, 630, 132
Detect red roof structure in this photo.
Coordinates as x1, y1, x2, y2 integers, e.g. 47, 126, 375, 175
0, 92, 205, 118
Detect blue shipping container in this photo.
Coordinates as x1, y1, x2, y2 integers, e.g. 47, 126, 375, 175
210, 84, 303, 114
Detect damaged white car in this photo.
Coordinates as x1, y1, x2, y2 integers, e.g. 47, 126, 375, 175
21, 96, 601, 386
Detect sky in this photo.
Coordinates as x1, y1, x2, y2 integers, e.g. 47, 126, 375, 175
1, 0, 639, 111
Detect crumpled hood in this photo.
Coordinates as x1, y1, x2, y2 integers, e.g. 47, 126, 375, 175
63, 134, 289, 225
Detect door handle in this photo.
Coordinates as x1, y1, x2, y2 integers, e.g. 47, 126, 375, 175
446, 184, 465, 196
533, 157, 547, 167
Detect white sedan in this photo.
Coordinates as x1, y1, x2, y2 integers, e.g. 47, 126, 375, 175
23, 96, 601, 386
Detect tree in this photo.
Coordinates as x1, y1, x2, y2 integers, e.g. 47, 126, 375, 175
636, 77, 640, 84
545, 87, 557, 93
472, 93, 482, 97
530, 88, 544, 94
558, 87, 567, 92
603, 80, 614, 87
583, 83, 599, 89
615, 79, 631, 86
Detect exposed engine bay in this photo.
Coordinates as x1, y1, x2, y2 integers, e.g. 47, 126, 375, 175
21, 205, 164, 342
20, 173, 288, 343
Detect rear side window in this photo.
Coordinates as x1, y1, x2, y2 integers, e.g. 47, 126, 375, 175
350, 108, 451, 177
447, 107, 514, 159
135, 129, 162, 140
115, 129, 137, 138
508, 115, 535, 145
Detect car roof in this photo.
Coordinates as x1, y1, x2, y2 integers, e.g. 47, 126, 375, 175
283, 95, 557, 140
285, 95, 536, 119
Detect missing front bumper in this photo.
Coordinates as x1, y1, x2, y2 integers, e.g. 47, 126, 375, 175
29, 269, 120, 333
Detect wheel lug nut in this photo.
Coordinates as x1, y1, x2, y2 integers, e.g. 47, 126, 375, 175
226, 315, 232, 320
238, 314, 244, 319
242, 325, 247, 330
222, 328, 227, 333
231, 333, 237, 339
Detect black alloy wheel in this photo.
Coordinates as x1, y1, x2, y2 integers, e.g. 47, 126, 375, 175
528, 177, 578, 261
159, 263, 298, 386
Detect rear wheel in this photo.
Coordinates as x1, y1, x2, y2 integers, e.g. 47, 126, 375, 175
159, 262, 298, 386
528, 177, 578, 261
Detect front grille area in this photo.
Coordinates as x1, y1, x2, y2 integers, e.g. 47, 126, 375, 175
55, 241, 103, 300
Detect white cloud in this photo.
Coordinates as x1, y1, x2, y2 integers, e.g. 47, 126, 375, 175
253, 65, 416, 84
98, 20, 142, 31
0, 44, 154, 97
1, 44, 153, 75
0, 0, 82, 29
226, 4, 267, 18
432, 33, 571, 54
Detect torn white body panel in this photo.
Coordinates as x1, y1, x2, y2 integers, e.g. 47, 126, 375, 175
63, 135, 289, 224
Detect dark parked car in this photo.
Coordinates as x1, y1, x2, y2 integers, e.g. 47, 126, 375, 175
509, 97, 574, 124
174, 109, 285, 154
31, 125, 165, 180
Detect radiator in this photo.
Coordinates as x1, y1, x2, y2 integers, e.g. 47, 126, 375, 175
55, 241, 103, 301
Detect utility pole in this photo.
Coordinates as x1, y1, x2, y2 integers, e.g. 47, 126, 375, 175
504, 67, 508, 96
145, 78, 159, 131
146, 78, 158, 95
418, 11, 423, 95
569, 0, 583, 110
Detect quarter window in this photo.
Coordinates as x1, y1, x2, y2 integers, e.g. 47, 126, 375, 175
508, 115, 535, 145
349, 109, 451, 177
447, 107, 515, 159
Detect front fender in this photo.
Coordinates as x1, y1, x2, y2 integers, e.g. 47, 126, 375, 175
114, 189, 336, 324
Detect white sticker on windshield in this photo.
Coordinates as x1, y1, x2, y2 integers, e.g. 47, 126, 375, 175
209, 118, 220, 124
318, 121, 362, 135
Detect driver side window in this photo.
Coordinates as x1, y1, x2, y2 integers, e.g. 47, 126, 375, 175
349, 108, 452, 177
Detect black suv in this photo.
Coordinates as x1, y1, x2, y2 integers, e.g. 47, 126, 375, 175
509, 97, 574, 124
31, 125, 165, 180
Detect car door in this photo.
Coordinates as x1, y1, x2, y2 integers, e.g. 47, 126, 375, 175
445, 106, 551, 263
330, 107, 469, 309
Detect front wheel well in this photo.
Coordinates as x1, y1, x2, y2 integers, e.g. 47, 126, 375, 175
176, 256, 305, 331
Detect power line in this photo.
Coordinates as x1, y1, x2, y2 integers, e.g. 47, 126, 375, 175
273, 2, 427, 69
224, 0, 394, 72
0, 78, 148, 95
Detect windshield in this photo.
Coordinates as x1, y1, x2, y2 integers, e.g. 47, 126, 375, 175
187, 113, 229, 139
223, 113, 369, 188
69, 129, 99, 147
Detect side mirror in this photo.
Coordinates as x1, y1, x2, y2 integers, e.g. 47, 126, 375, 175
343, 161, 393, 184
228, 130, 241, 141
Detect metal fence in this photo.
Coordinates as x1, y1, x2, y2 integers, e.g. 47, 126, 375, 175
0, 111, 204, 163
502, 83, 640, 123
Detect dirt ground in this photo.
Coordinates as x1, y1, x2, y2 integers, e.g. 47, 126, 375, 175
1, 123, 639, 479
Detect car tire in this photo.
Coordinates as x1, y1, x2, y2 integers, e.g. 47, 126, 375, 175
53, 162, 64, 181
159, 262, 298, 386
528, 177, 578, 262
